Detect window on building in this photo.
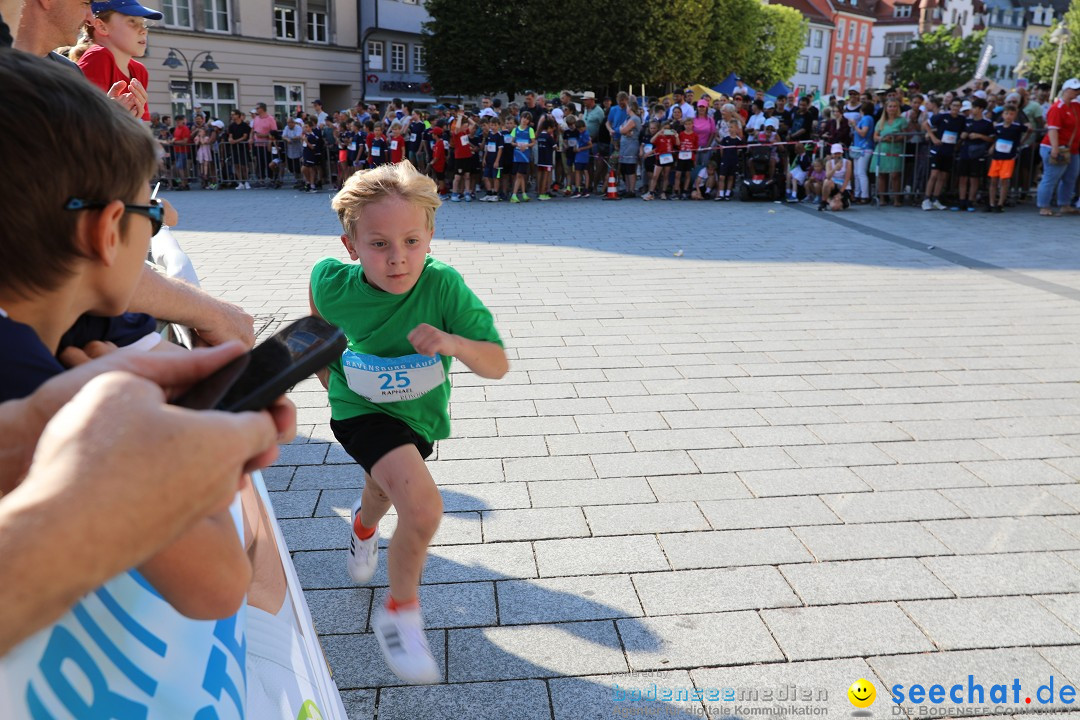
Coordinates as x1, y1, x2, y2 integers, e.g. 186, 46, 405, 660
367, 40, 384, 70
203, 0, 229, 32
798, 55, 809, 73
962, 10, 967, 24
837, 19, 845, 39
833, 53, 841, 74
844, 55, 852, 76
306, 0, 328, 43
856, 56, 864, 77
412, 44, 426, 74
192, 80, 237, 122
401, 0, 418, 3
894, 4, 911, 17
848, 22, 856, 42
274, 2, 298, 40
814, 29, 823, 47
274, 83, 304, 124
391, 42, 406, 72
812, 56, 821, 74
1028, 34, 1043, 49
951, 8, 957, 22
809, 85, 819, 95
885, 32, 914, 57
860, 24, 867, 43
161, 0, 191, 28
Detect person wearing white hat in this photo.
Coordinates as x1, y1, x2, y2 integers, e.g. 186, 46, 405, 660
1037, 77, 1080, 216
821, 142, 852, 210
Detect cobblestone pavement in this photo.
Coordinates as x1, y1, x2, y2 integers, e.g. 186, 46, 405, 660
169, 188, 1080, 720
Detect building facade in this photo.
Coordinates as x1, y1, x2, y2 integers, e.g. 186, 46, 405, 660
868, 0, 923, 89
984, 0, 1027, 81
147, 0, 438, 122
770, 0, 834, 96
806, 0, 877, 97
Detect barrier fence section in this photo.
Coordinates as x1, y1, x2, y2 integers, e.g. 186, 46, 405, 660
156, 127, 1059, 206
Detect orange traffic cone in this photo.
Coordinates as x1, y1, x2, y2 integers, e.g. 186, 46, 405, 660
603, 169, 620, 200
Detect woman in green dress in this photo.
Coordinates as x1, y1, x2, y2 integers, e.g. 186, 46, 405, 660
871, 99, 906, 207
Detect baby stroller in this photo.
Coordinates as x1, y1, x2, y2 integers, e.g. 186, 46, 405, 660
740, 142, 782, 201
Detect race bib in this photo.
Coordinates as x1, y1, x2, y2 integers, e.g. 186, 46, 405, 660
568, 138, 578, 148
486, 142, 497, 153
995, 138, 1014, 154
443, 139, 450, 150
942, 130, 958, 144
460, 135, 470, 147
679, 151, 692, 160
644, 143, 653, 155
372, 146, 381, 157
342, 351, 446, 404
409, 133, 417, 142
391, 140, 399, 150
659, 153, 673, 165
271, 146, 279, 155
348, 142, 357, 151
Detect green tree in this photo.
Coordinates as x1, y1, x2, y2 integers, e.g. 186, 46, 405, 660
740, 4, 805, 88
1026, 5, 1080, 84
891, 25, 988, 93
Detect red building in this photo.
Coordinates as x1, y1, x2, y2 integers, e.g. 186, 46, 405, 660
807, 0, 877, 96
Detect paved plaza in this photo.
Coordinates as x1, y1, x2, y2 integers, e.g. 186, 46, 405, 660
170, 190, 1080, 720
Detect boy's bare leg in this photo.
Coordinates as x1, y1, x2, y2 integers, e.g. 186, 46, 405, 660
370, 445, 442, 603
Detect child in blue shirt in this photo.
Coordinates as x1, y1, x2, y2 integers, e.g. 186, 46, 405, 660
572, 119, 592, 199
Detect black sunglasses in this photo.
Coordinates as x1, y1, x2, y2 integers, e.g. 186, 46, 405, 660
64, 197, 165, 236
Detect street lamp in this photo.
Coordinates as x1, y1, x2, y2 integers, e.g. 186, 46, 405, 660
162, 47, 219, 116
1048, 24, 1071, 100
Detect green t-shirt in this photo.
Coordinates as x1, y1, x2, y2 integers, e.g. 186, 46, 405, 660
310, 255, 502, 442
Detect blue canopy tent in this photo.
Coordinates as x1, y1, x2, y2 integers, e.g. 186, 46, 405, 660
711, 72, 759, 98
765, 81, 792, 98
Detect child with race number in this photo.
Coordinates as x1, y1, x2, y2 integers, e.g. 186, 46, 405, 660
987, 104, 1026, 213
310, 162, 507, 684
644, 121, 677, 200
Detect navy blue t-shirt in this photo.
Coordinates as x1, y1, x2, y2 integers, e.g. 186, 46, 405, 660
960, 118, 994, 159
58, 312, 158, 353
536, 131, 555, 166
407, 121, 426, 152
0, 314, 65, 402
483, 131, 503, 168
931, 113, 965, 156
992, 121, 1026, 160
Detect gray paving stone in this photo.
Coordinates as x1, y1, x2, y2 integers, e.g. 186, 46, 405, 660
1048, 457, 1080, 479
782, 557, 954, 605
428, 459, 505, 485
546, 432, 635, 456
698, 496, 841, 530
267, 490, 320, 518
438, 435, 548, 460
293, 550, 356, 590
497, 575, 644, 625
730, 425, 823, 447
323, 630, 446, 688
304, 588, 372, 635
631, 566, 800, 616
1047, 483, 1080, 510
584, 501, 710, 535
808, 421, 913, 444
448, 621, 627, 681
535, 535, 669, 576
273, 442, 330, 466
785, 442, 898, 468
550, 671, 705, 720
940, 485, 1076, 517
378, 680, 551, 720
574, 411, 669, 433
851, 463, 985, 491
439, 482, 531, 512
291, 463, 364, 490
1039, 644, 1080, 686
761, 602, 934, 660
895, 419, 997, 441
737, 467, 872, 497
1035, 593, 1080, 634
503, 455, 596, 483
868, 647, 1072, 715
618, 611, 784, 670
482, 507, 589, 541
535, 398, 612, 416
646, 474, 752, 502
921, 552, 1080, 597
661, 409, 769, 429
371, 582, 496, 629
496, 416, 578, 436
923, 517, 1080, 554
689, 447, 800, 473
900, 596, 1080, 650
280, 516, 349, 551
628, 428, 740, 452
793, 521, 952, 561
692, 657, 878, 720
877, 439, 1002, 464
451, 418, 498, 437
822, 489, 967, 522
260, 465, 294, 491
979, 436, 1076, 460
423, 542, 538, 583
529, 476, 656, 507
659, 528, 814, 570
593, 450, 699, 477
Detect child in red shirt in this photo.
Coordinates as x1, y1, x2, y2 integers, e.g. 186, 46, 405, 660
644, 121, 678, 200
674, 117, 700, 199
78, 0, 163, 122
450, 109, 477, 201
389, 122, 406, 164
429, 125, 448, 195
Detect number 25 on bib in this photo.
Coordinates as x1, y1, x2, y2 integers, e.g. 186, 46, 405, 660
342, 351, 446, 403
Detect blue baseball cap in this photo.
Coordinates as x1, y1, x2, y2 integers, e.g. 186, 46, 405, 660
91, 0, 164, 20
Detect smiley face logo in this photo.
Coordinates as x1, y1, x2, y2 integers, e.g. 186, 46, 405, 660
848, 679, 876, 708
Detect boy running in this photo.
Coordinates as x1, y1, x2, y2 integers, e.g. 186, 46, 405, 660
310, 162, 507, 684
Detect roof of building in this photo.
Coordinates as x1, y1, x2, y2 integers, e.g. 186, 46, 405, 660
769, 0, 835, 24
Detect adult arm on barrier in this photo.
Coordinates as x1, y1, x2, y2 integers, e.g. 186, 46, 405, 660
128, 267, 257, 348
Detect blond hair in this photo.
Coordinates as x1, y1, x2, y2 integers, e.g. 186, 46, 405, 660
331, 162, 441, 239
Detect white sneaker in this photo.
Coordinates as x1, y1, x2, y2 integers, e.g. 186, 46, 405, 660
921, 198, 933, 211
371, 605, 440, 684
235, 184, 244, 191
347, 498, 379, 583
932, 199, 947, 211
244, 181, 251, 190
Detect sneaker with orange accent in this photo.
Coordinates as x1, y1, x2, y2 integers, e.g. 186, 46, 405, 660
347, 498, 379, 583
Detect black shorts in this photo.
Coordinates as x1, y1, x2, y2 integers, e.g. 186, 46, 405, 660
331, 413, 434, 475
513, 161, 530, 175
955, 156, 987, 178
929, 153, 953, 172
644, 157, 657, 174
619, 162, 637, 176
454, 155, 477, 174
718, 161, 738, 177
676, 158, 694, 172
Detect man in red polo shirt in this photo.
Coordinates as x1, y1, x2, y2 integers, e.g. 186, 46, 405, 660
1037, 77, 1080, 216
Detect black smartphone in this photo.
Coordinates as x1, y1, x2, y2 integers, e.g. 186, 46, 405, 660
172, 316, 346, 412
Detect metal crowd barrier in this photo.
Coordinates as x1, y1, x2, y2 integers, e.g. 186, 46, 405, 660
155, 137, 338, 190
